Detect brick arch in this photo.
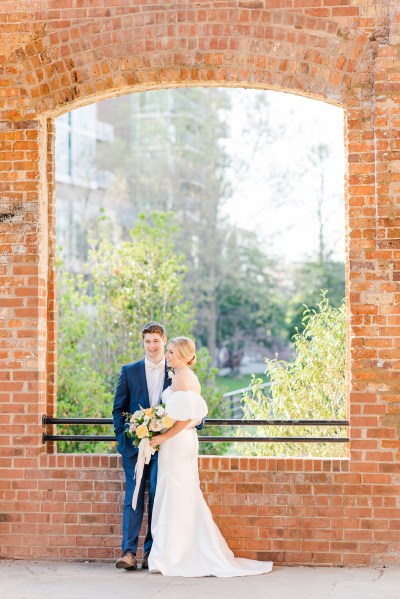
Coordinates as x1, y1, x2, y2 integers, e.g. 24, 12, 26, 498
2, 0, 400, 567
4, 6, 371, 120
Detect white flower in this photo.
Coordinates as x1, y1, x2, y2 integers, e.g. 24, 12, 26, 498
149, 418, 163, 432
167, 369, 174, 379
131, 409, 144, 421
154, 404, 165, 417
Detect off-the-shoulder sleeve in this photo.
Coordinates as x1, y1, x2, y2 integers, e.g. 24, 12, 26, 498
166, 391, 208, 422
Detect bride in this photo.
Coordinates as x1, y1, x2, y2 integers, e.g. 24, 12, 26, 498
148, 336, 273, 578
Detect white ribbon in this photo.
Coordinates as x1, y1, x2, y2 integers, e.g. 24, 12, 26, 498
132, 437, 155, 510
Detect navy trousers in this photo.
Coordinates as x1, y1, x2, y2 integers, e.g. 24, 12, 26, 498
121, 452, 158, 555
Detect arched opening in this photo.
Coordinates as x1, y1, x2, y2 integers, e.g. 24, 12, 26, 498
54, 87, 346, 457
3, 0, 400, 567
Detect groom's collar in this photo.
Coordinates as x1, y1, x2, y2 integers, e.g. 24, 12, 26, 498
144, 357, 166, 369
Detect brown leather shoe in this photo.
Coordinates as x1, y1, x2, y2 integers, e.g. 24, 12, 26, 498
141, 552, 149, 569
116, 551, 137, 570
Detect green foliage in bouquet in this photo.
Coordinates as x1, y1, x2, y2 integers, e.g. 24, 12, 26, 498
123, 404, 173, 448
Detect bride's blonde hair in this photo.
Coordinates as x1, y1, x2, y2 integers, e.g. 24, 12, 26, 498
168, 336, 196, 367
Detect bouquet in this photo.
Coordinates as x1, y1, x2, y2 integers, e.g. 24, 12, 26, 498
124, 404, 173, 449
123, 404, 173, 510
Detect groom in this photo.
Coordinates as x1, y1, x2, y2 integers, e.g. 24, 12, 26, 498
112, 321, 171, 570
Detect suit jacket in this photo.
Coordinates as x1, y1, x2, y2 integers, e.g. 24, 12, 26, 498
112, 359, 171, 458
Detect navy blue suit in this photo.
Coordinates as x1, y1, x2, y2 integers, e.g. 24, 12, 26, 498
112, 359, 171, 556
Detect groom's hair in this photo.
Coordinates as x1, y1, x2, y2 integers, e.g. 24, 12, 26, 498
141, 322, 166, 338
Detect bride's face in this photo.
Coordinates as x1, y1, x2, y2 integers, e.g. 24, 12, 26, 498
165, 344, 184, 370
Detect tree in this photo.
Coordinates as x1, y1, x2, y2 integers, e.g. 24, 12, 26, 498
56, 211, 226, 454
56, 262, 113, 453
238, 294, 346, 457
97, 89, 232, 361
216, 225, 287, 372
286, 260, 345, 340
86, 211, 194, 387
285, 141, 345, 337
57, 88, 345, 386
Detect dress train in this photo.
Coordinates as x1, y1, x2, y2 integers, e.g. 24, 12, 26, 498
148, 388, 273, 577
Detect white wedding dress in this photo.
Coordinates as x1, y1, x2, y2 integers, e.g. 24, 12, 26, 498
149, 387, 273, 577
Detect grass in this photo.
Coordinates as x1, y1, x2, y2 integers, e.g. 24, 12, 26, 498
216, 372, 267, 395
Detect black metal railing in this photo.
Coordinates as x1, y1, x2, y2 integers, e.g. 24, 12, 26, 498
223, 382, 271, 418
41, 415, 350, 444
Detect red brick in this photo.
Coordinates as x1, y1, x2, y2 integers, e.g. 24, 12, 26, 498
1, 0, 400, 568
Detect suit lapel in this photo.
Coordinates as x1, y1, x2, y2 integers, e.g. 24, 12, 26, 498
163, 365, 171, 391
138, 359, 150, 408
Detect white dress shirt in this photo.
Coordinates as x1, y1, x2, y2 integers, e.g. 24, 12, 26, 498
144, 357, 166, 407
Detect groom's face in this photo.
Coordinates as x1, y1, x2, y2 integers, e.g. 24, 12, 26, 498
143, 332, 166, 364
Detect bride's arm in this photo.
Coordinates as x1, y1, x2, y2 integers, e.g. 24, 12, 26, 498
150, 369, 203, 447
149, 419, 190, 447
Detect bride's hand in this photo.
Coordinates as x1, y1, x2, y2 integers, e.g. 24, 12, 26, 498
150, 434, 165, 448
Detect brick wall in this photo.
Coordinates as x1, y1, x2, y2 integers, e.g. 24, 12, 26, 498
1, 0, 400, 566
2, 453, 398, 566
